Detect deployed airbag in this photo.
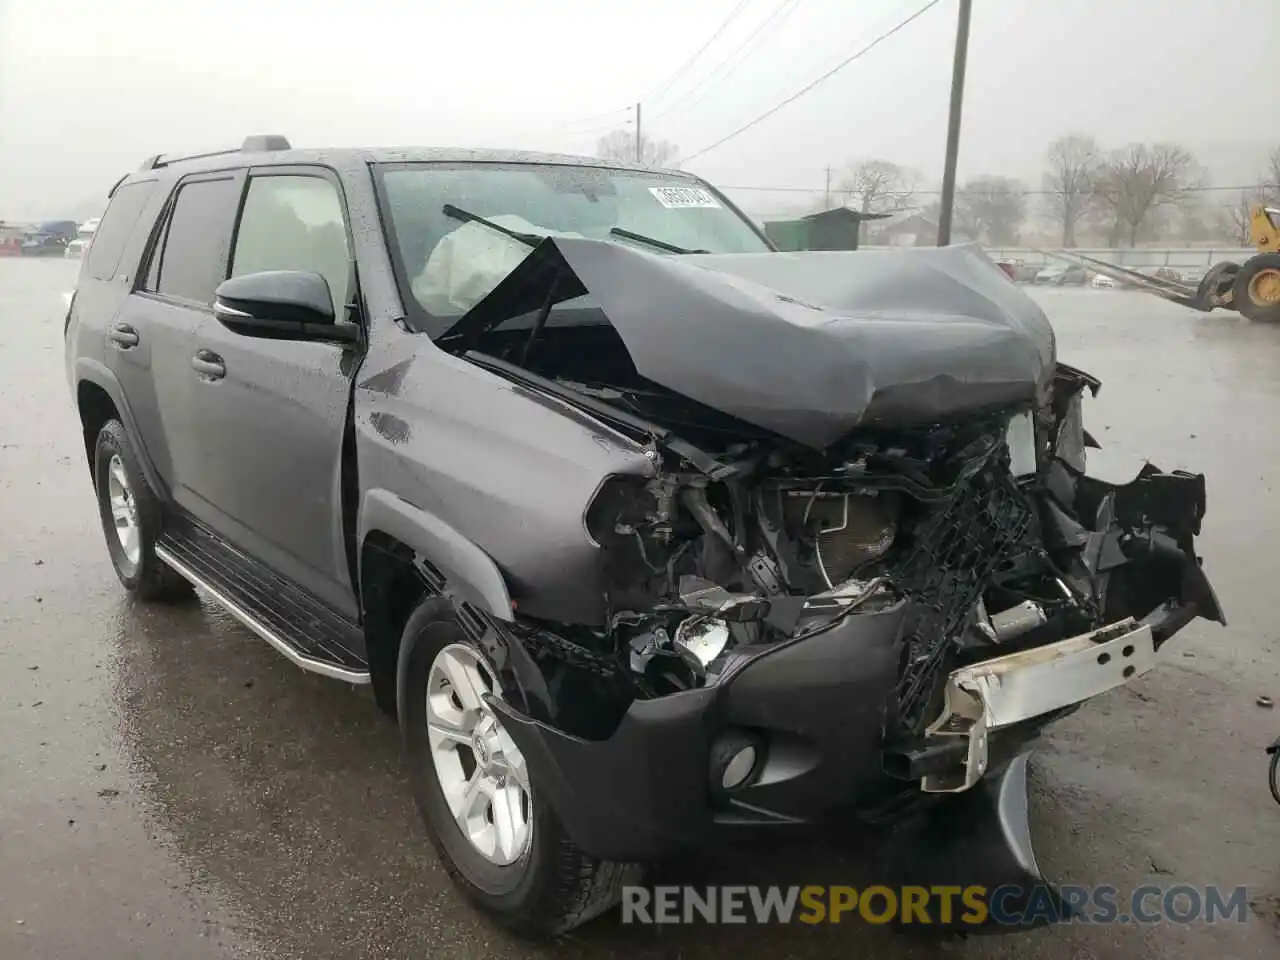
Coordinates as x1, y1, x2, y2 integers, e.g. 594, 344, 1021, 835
413, 214, 585, 314
441, 238, 1056, 449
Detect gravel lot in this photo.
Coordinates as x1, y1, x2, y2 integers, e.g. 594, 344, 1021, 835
2, 257, 1278, 959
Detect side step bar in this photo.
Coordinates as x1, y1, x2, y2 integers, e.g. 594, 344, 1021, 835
155, 519, 369, 685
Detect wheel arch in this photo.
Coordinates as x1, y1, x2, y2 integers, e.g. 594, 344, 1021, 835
357, 489, 516, 719
73, 359, 165, 496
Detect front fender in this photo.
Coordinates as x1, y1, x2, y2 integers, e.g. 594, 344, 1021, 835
357, 487, 514, 621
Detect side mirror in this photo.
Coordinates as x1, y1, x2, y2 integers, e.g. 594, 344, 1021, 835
213, 270, 358, 343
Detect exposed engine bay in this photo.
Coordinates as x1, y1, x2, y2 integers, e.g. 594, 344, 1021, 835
471, 324, 1222, 746
440, 238, 1222, 754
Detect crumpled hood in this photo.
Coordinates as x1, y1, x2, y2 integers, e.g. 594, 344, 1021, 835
440, 238, 1056, 449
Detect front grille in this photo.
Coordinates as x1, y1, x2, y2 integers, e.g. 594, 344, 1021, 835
888, 448, 1035, 732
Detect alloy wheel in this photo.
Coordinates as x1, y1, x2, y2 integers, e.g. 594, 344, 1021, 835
106, 453, 141, 566
425, 642, 533, 866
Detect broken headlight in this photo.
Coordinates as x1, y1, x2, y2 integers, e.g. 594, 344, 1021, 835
1005, 409, 1038, 478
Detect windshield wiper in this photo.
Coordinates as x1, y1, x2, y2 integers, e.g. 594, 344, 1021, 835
609, 226, 708, 255
442, 204, 541, 247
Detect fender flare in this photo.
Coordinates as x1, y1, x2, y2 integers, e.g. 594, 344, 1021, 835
73, 357, 167, 498
357, 488, 514, 622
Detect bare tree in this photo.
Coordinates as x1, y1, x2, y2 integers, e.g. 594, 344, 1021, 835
1043, 134, 1099, 247
596, 129, 679, 167
1093, 143, 1195, 246
1218, 191, 1262, 245
955, 176, 1028, 245
1217, 146, 1280, 245
836, 159, 918, 213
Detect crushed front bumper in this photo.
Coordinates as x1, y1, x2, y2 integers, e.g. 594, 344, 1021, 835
918, 617, 1156, 793
490, 596, 1206, 864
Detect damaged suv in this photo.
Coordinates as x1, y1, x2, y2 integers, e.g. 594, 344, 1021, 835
66, 137, 1223, 935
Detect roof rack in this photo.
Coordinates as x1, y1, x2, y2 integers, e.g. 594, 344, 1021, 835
137, 134, 292, 171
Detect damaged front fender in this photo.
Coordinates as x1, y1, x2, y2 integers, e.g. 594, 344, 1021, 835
1040, 366, 1226, 642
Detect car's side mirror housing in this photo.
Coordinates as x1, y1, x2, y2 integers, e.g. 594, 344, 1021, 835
213, 271, 359, 343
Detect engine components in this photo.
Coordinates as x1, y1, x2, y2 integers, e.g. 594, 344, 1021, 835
990, 600, 1048, 642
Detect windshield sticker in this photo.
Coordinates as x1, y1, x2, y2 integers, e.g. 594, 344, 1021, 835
648, 186, 721, 209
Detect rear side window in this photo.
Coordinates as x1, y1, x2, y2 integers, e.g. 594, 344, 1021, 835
149, 177, 240, 305
88, 181, 158, 281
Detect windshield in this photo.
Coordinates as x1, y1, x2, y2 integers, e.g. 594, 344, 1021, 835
377, 162, 770, 336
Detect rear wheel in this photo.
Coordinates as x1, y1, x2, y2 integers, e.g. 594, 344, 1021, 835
1232, 253, 1280, 323
396, 598, 640, 936
93, 420, 192, 601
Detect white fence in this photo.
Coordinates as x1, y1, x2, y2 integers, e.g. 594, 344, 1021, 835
964, 247, 1253, 272
858, 245, 1253, 282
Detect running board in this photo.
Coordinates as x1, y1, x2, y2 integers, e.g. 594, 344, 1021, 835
155, 520, 369, 685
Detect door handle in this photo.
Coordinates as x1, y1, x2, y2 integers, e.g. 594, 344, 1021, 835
108, 323, 139, 348
191, 350, 226, 380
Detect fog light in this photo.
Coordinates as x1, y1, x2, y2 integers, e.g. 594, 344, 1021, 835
720, 745, 758, 790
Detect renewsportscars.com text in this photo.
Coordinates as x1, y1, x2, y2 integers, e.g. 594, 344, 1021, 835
621, 884, 1250, 926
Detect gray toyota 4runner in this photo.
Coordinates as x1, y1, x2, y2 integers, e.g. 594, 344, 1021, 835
65, 135, 1224, 935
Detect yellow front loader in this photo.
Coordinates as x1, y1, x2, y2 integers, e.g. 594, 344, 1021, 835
1042, 203, 1280, 323
1225, 203, 1280, 322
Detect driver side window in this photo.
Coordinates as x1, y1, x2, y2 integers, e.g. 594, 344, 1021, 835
231, 174, 352, 317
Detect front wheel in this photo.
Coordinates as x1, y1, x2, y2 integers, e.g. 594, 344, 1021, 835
396, 598, 641, 936
1232, 253, 1280, 323
93, 419, 192, 601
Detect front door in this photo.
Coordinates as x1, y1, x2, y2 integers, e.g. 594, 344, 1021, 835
186, 168, 363, 617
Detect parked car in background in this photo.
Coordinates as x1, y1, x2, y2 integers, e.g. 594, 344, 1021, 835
0, 222, 26, 256
1034, 263, 1088, 285
21, 220, 78, 257
65, 219, 100, 259
1091, 273, 1117, 288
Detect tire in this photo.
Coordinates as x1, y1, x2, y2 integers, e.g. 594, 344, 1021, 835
1231, 253, 1280, 323
1192, 260, 1239, 311
93, 419, 193, 601
396, 598, 641, 936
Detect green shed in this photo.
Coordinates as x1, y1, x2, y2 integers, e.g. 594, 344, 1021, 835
762, 207, 891, 252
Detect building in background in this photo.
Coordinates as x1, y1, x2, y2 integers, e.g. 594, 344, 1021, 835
762, 206, 890, 251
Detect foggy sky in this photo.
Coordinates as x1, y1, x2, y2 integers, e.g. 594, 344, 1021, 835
1, 0, 1275, 219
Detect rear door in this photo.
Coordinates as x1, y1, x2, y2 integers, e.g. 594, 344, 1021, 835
185, 167, 362, 617
106, 172, 243, 509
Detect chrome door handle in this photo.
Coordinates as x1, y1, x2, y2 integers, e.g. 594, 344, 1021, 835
108, 324, 139, 348
191, 350, 226, 380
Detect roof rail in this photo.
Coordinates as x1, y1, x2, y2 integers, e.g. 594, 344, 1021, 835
136, 135, 291, 171
242, 134, 291, 152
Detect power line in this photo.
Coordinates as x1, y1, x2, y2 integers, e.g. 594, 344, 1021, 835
643, 0, 754, 108
648, 0, 800, 124
506, 105, 635, 141
682, 0, 945, 163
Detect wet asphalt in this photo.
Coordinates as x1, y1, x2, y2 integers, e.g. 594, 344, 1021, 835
2, 257, 1278, 959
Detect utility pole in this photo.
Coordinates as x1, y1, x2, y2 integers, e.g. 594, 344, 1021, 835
634, 102, 643, 164
936, 0, 971, 246
824, 166, 832, 208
